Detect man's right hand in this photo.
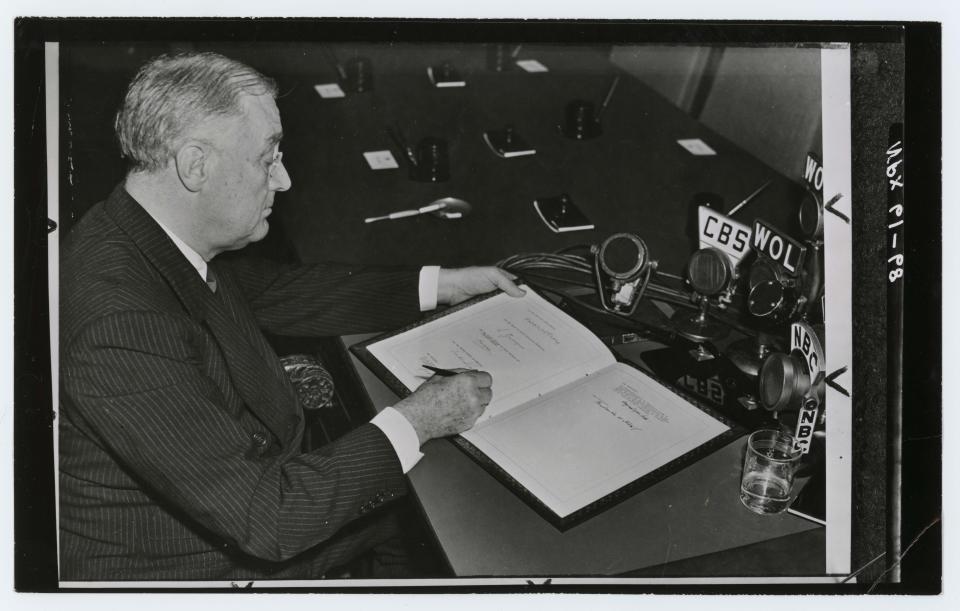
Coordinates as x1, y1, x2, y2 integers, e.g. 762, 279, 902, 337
393, 370, 492, 445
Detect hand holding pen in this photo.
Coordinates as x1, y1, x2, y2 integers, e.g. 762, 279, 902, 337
394, 365, 493, 443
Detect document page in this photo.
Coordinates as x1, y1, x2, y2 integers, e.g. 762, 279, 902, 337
461, 362, 730, 518
366, 290, 615, 422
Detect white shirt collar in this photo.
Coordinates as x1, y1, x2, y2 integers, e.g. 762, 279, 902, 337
151, 215, 209, 281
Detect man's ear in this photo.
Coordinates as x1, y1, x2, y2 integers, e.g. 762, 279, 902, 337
174, 142, 209, 192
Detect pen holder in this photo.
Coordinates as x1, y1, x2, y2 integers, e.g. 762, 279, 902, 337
342, 56, 373, 93
560, 99, 602, 140
411, 137, 450, 182
436, 62, 455, 81
486, 43, 512, 72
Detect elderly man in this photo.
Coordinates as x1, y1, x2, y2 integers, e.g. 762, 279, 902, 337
59, 51, 523, 581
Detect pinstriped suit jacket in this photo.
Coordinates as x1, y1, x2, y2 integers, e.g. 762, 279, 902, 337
59, 185, 423, 581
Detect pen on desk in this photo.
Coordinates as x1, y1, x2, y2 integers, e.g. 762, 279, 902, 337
596, 74, 621, 121
422, 364, 459, 377
364, 201, 447, 223
511, 44, 523, 58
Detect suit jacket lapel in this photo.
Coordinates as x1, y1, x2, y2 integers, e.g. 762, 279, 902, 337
105, 185, 298, 445
105, 185, 211, 323
206, 262, 301, 444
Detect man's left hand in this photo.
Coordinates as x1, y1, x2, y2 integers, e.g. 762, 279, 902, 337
437, 266, 526, 306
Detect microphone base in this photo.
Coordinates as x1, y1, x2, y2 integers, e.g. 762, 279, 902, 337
672, 310, 729, 344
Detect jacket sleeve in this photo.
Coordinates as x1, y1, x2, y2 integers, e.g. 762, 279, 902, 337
61, 309, 408, 563
214, 257, 423, 337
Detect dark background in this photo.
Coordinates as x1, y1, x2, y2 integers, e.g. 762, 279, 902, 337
13, 18, 941, 593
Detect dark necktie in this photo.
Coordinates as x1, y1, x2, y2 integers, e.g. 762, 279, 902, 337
200, 264, 300, 444
205, 267, 218, 293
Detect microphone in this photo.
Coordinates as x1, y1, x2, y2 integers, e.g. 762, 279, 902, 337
591, 233, 657, 317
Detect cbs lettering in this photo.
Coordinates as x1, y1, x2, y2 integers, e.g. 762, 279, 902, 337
698, 206, 752, 262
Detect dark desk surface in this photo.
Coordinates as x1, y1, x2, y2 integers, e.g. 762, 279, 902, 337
272, 43, 822, 576
344, 334, 821, 577
274, 43, 806, 271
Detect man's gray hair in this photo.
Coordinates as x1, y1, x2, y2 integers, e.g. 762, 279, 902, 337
115, 52, 278, 172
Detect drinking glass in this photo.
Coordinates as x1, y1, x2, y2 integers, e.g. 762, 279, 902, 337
739, 429, 802, 515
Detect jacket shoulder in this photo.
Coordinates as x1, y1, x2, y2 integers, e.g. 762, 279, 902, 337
61, 203, 186, 344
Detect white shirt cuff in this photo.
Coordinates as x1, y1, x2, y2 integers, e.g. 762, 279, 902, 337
418, 265, 441, 312
371, 406, 424, 474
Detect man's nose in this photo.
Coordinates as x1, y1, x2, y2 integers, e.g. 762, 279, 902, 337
270, 159, 292, 192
